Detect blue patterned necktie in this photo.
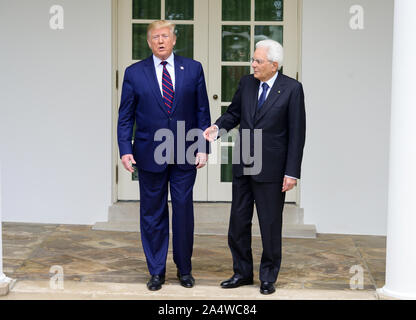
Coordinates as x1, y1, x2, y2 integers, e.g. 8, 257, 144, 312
258, 82, 269, 109
161, 61, 174, 114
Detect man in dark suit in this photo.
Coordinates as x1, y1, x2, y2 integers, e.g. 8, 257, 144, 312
204, 39, 306, 295
118, 20, 211, 291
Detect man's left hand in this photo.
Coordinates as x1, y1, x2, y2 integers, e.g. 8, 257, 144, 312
282, 176, 297, 192
195, 153, 208, 169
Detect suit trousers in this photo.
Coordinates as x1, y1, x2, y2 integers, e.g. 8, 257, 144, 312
228, 174, 286, 283
138, 164, 197, 276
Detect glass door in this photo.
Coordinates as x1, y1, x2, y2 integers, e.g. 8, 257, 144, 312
117, 0, 209, 200
116, 0, 300, 202
207, 0, 299, 201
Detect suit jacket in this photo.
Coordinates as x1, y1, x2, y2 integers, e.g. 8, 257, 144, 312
117, 55, 211, 172
215, 73, 306, 182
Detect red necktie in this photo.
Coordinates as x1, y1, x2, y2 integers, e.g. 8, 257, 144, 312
161, 61, 174, 114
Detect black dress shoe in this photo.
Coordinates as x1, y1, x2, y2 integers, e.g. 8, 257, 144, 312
260, 281, 275, 295
177, 270, 195, 288
220, 275, 253, 289
147, 275, 165, 291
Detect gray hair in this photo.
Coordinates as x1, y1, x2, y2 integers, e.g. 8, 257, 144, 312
255, 39, 284, 70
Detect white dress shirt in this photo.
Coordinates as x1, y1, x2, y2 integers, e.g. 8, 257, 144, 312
258, 71, 278, 100
153, 53, 176, 95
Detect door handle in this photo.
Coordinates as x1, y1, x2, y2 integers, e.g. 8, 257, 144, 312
213, 94, 218, 100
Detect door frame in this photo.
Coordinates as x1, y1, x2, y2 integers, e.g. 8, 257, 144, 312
207, 0, 301, 202
111, 0, 118, 204
114, 0, 210, 201
110, 0, 304, 204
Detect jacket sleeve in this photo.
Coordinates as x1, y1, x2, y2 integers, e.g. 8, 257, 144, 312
117, 67, 137, 158
285, 82, 306, 178
214, 78, 243, 133
195, 62, 212, 154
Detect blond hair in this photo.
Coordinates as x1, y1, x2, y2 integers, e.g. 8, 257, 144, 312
147, 20, 176, 39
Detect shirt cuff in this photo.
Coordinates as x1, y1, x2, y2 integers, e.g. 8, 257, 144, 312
213, 124, 219, 140
285, 175, 298, 180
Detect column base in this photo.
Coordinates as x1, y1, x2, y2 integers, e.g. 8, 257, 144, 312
377, 287, 416, 300
0, 274, 16, 296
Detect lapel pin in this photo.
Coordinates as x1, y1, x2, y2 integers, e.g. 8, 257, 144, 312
180, 66, 184, 70
278, 90, 281, 94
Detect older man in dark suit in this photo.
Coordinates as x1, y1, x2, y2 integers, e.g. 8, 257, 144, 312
204, 39, 306, 295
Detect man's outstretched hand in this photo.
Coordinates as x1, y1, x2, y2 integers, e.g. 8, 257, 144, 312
203, 125, 219, 142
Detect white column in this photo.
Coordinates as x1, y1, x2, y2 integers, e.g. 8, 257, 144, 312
0, 161, 5, 281
377, 0, 416, 300
0, 162, 12, 285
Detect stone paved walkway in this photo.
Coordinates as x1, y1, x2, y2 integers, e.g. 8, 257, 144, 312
1, 222, 387, 299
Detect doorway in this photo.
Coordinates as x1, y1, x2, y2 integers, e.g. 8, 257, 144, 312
116, 0, 300, 202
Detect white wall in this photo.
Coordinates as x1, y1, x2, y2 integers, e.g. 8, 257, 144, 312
300, 0, 393, 235
0, 0, 113, 224
0, 0, 394, 235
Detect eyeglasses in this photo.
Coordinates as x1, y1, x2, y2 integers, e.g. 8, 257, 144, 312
250, 57, 272, 65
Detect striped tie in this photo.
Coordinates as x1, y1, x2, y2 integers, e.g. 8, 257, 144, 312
161, 61, 174, 113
